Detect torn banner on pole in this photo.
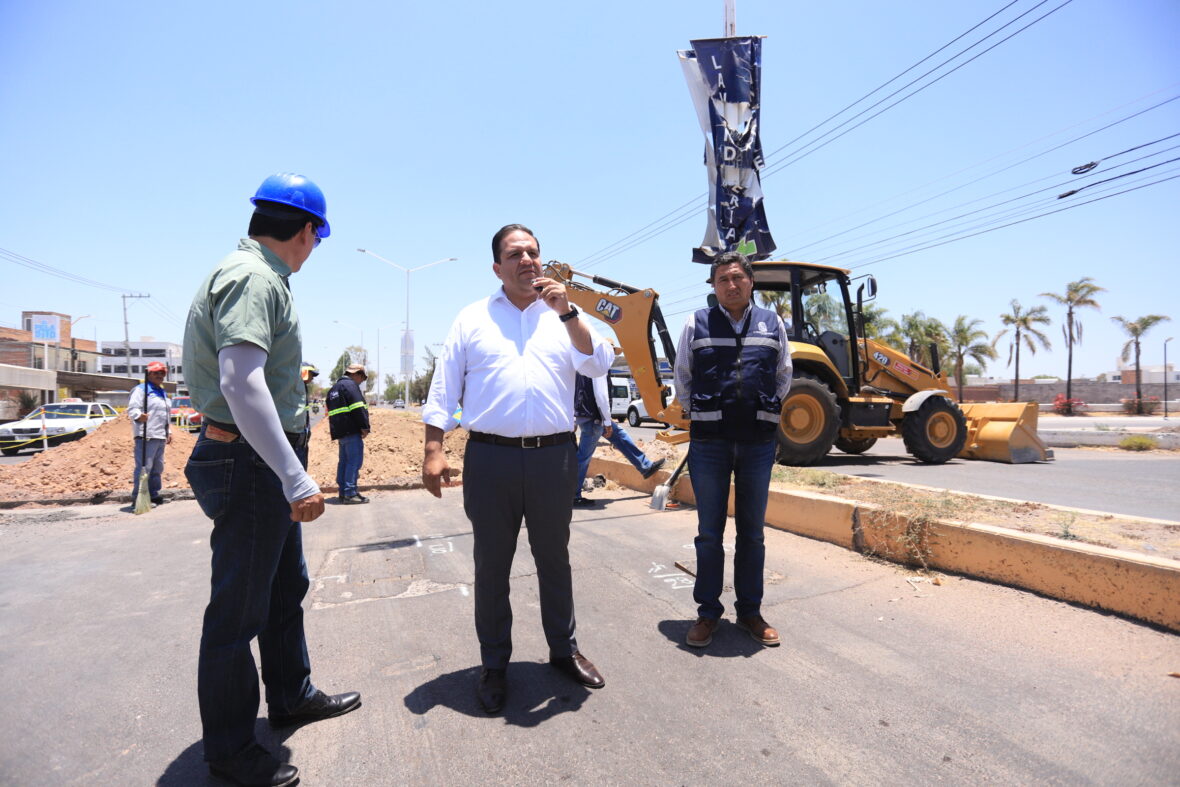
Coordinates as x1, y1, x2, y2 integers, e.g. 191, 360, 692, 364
678, 36, 775, 264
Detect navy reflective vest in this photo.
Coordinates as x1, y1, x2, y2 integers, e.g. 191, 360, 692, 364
574, 374, 603, 421
689, 304, 783, 441
327, 377, 370, 439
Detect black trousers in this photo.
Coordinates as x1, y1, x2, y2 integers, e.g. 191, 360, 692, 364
462, 439, 579, 668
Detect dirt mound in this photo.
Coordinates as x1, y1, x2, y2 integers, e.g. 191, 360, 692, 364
0, 418, 197, 501
307, 409, 468, 490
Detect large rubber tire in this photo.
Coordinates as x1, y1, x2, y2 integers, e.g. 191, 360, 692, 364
834, 436, 878, 455
901, 397, 968, 464
627, 408, 641, 427
776, 373, 841, 466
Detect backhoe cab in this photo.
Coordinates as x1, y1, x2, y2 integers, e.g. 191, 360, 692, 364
754, 261, 968, 465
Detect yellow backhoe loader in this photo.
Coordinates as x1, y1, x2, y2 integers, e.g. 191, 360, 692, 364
545, 259, 1052, 467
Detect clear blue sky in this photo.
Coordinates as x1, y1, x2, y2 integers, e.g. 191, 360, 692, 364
2, 0, 1176, 384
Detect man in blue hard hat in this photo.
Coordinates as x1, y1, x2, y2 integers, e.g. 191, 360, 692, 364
183, 173, 360, 787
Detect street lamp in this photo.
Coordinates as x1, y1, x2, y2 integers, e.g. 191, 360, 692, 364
1165, 337, 1173, 420
358, 249, 457, 404
68, 315, 91, 372
375, 320, 400, 404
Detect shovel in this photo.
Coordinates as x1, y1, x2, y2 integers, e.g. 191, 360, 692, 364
650, 451, 690, 511
133, 371, 152, 514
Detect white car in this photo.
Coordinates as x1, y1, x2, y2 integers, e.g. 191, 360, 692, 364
0, 401, 120, 456
626, 385, 676, 428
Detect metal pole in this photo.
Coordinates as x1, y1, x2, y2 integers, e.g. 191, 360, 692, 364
122, 294, 149, 377
724, 0, 736, 36
1166, 337, 1173, 420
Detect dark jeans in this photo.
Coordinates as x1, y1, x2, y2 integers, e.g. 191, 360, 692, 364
335, 432, 364, 497
687, 437, 776, 620
462, 439, 579, 668
186, 428, 315, 762
575, 420, 654, 498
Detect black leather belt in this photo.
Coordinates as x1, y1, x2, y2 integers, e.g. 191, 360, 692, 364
204, 418, 310, 451
467, 430, 574, 449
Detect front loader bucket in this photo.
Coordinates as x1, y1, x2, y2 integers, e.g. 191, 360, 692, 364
957, 402, 1054, 463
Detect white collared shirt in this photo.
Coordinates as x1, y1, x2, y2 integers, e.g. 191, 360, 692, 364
423, 287, 614, 437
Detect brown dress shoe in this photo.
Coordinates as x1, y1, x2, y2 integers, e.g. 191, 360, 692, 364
685, 616, 719, 648
736, 615, 781, 646
549, 650, 605, 688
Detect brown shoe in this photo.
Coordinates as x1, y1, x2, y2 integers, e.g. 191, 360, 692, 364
549, 650, 605, 688
685, 616, 719, 648
736, 615, 781, 646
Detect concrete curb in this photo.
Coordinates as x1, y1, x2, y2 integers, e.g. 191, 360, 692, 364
589, 456, 1180, 633
1040, 429, 1180, 449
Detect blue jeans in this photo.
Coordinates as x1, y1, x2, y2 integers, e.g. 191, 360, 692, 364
131, 437, 166, 500
687, 437, 776, 620
336, 432, 364, 497
186, 429, 315, 762
574, 420, 655, 498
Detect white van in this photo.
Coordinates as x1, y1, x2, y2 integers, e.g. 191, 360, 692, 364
605, 376, 631, 421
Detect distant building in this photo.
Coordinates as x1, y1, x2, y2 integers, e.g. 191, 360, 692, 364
99, 337, 186, 391
0, 311, 102, 372
1105, 364, 1178, 385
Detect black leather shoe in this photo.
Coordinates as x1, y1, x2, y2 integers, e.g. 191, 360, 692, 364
269, 689, 362, 727
477, 667, 507, 714
340, 494, 369, 504
549, 650, 605, 689
640, 457, 667, 479
208, 743, 298, 787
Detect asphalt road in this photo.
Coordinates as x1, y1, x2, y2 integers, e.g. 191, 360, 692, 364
0, 490, 1176, 785
627, 425, 1179, 522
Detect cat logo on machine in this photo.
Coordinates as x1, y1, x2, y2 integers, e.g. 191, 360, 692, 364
596, 298, 622, 324
873, 351, 890, 367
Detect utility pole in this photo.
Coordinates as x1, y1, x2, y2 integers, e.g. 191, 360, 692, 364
121, 294, 150, 377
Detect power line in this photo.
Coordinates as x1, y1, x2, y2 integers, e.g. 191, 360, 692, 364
579, 0, 1074, 270
807, 140, 1180, 264
785, 95, 1180, 256
845, 171, 1180, 270
0, 246, 141, 294
760, 0, 1076, 181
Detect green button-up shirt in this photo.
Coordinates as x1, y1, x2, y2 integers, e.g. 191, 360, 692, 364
183, 238, 305, 433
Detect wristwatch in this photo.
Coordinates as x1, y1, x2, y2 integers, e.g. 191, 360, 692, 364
559, 306, 580, 323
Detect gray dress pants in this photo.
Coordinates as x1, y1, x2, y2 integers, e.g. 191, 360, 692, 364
462, 439, 579, 669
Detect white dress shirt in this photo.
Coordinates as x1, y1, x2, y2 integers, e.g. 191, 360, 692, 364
423, 287, 614, 437
673, 302, 793, 414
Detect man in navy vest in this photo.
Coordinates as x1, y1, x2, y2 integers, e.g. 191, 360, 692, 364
572, 371, 666, 506
673, 251, 792, 649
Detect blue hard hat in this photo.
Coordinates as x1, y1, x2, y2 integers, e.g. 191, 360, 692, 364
250, 172, 331, 238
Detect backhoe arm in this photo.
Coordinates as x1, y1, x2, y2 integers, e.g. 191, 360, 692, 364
545, 262, 689, 437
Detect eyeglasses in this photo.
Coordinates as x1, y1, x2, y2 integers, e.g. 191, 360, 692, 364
310, 224, 322, 248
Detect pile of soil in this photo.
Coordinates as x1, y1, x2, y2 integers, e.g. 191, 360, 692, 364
0, 419, 197, 501
306, 410, 468, 490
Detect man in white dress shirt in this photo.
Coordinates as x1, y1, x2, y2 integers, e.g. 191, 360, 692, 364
422, 224, 615, 714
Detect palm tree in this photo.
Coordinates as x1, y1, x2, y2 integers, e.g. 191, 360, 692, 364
860, 303, 905, 351
899, 311, 947, 369
1040, 277, 1105, 413
994, 300, 1051, 401
1111, 314, 1171, 413
756, 291, 791, 322
948, 316, 997, 402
